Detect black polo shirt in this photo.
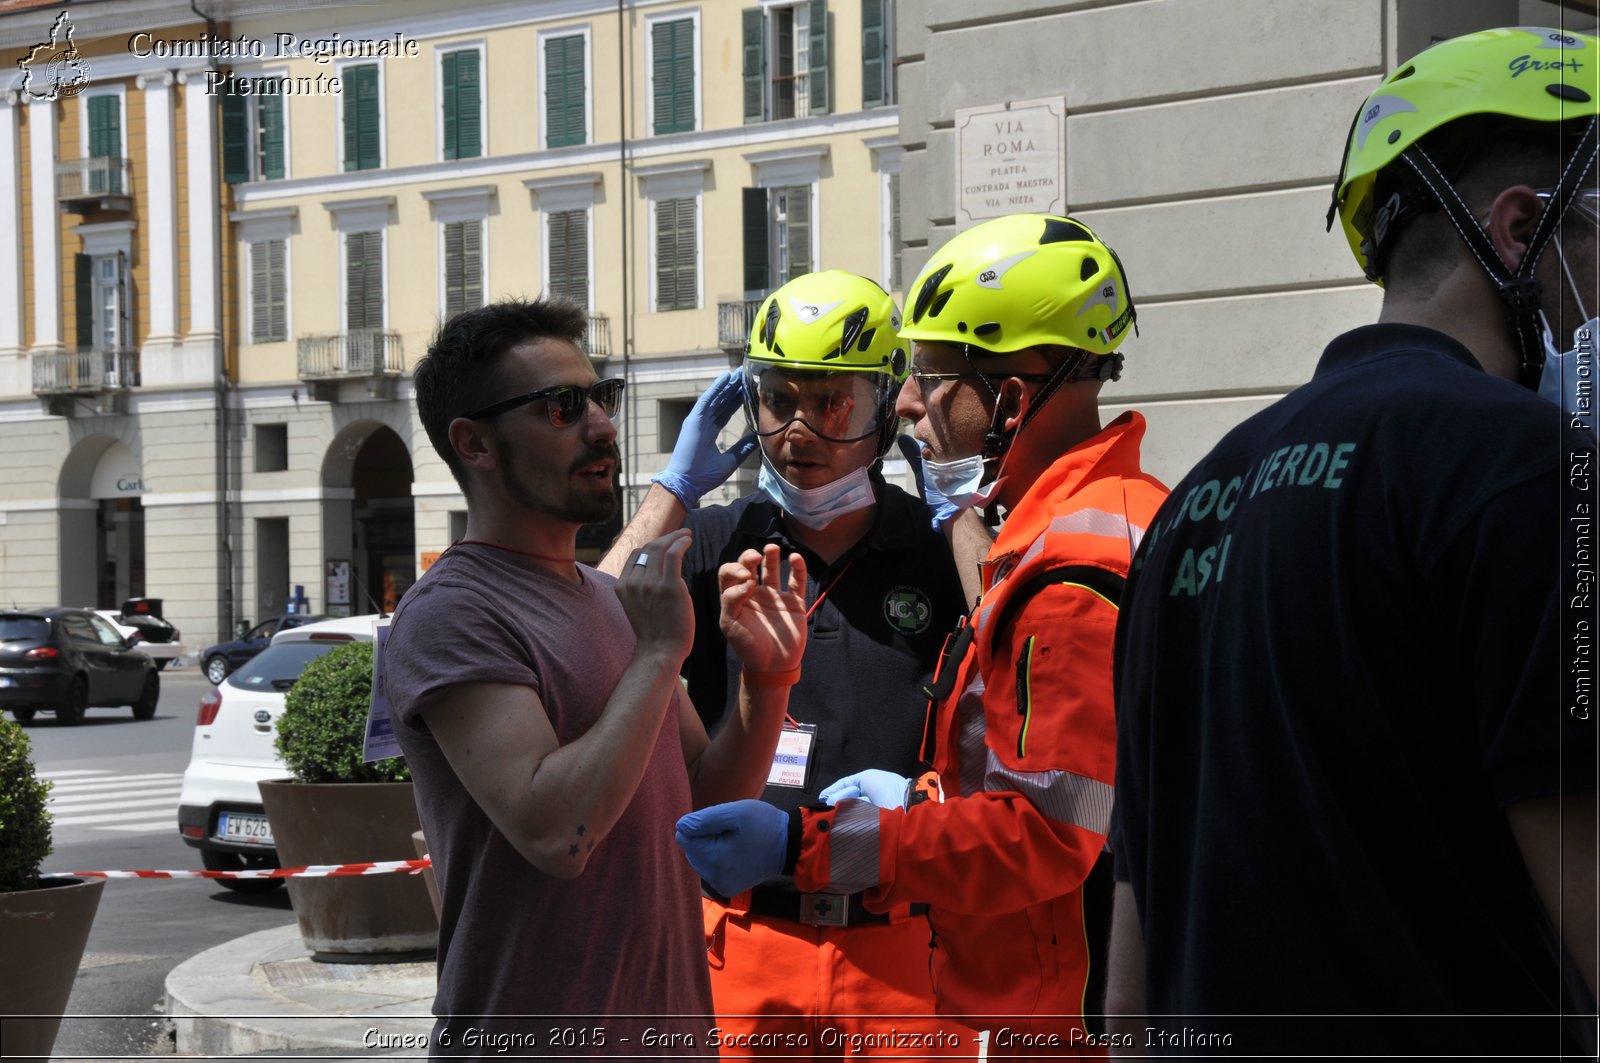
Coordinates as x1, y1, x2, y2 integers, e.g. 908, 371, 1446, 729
1113, 323, 1597, 1055
682, 477, 967, 811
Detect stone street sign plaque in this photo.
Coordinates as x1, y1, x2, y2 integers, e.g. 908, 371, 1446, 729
955, 96, 1066, 223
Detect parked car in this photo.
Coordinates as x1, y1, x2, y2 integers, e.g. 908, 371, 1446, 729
200, 613, 324, 685
94, 597, 182, 670
176, 614, 382, 892
0, 607, 161, 725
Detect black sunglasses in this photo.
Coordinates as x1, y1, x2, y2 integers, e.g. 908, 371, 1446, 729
463, 377, 626, 427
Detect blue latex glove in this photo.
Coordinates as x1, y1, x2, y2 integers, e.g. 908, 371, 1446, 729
675, 799, 788, 898
819, 769, 909, 810
652, 370, 759, 508
897, 435, 959, 532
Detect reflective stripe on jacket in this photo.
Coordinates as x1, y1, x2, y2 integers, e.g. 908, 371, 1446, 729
792, 411, 1168, 1023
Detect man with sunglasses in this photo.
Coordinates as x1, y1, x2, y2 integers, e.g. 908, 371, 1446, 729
676, 216, 1169, 1042
600, 271, 968, 1050
1110, 28, 1597, 1054
383, 298, 814, 1056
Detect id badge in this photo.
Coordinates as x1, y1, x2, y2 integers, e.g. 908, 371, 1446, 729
767, 723, 817, 789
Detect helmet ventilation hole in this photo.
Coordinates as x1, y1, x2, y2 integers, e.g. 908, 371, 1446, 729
1080, 257, 1099, 281
930, 290, 954, 318
856, 327, 876, 352
957, 322, 968, 333
1040, 217, 1093, 244
974, 322, 1001, 337
912, 265, 953, 322
1393, 64, 1415, 80
1548, 83, 1592, 102
1388, 130, 1402, 144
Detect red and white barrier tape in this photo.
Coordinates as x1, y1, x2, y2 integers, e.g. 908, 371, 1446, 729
42, 856, 432, 881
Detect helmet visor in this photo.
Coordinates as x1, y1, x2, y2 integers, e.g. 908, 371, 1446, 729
742, 362, 896, 444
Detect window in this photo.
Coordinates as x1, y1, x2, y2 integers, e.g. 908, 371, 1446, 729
742, 1, 830, 123
650, 16, 697, 135
222, 82, 285, 183
543, 33, 587, 148
654, 196, 698, 311
443, 219, 484, 318
886, 170, 902, 290
342, 63, 382, 171
861, 0, 892, 108
86, 94, 123, 192
249, 239, 287, 342
345, 230, 384, 334
74, 251, 128, 352
440, 48, 482, 161
255, 424, 288, 473
741, 185, 813, 295
546, 209, 589, 310
658, 398, 694, 452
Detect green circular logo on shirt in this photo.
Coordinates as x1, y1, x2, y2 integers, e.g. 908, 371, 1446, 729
883, 586, 933, 635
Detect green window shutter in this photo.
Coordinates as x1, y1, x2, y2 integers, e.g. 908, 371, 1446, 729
549, 210, 589, 309
221, 91, 250, 184
443, 49, 481, 160
742, 187, 770, 295
88, 95, 120, 157
546, 36, 586, 148
251, 241, 270, 341
808, 0, 829, 115
444, 221, 483, 317
656, 198, 696, 310
861, 0, 885, 109
268, 239, 287, 341
786, 185, 812, 278
441, 51, 458, 159
742, 8, 765, 124
344, 65, 380, 171
653, 19, 694, 135
259, 90, 285, 180
75, 253, 93, 351
888, 171, 902, 290
346, 231, 383, 330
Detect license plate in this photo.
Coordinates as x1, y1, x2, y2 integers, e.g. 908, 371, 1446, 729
217, 812, 274, 846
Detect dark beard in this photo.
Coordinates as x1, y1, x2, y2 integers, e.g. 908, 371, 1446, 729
495, 435, 619, 525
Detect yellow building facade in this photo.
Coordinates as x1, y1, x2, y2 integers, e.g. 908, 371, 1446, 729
0, 0, 904, 649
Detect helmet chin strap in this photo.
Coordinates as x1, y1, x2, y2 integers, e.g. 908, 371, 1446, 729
1394, 117, 1598, 388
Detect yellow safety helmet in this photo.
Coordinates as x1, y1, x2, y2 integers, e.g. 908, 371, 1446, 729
743, 271, 909, 448
900, 214, 1136, 367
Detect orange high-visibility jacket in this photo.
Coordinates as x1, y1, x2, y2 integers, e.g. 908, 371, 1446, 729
791, 412, 1168, 1023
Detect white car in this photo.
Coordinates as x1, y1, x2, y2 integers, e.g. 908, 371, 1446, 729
175, 614, 383, 892
94, 598, 183, 670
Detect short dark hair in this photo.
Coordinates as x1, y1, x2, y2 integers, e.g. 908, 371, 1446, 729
1378, 114, 1593, 297
415, 298, 589, 489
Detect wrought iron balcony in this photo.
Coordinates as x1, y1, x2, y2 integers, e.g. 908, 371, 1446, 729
297, 329, 402, 400
56, 157, 133, 213
717, 298, 764, 352
32, 347, 139, 414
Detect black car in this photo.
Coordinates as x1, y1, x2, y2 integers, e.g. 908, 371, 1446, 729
0, 607, 161, 724
200, 614, 324, 685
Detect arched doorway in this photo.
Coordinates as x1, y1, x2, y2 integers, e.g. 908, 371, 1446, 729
58, 436, 147, 608
322, 422, 414, 617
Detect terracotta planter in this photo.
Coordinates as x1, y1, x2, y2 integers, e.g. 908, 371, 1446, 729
258, 780, 437, 962
0, 876, 105, 1059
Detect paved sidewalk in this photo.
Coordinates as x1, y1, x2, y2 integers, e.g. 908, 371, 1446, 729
165, 924, 435, 1057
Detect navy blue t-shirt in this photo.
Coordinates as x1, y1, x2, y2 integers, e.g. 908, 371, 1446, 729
682, 479, 966, 811
1113, 324, 1597, 1055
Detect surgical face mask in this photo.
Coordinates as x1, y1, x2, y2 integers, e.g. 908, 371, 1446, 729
757, 460, 876, 530
1536, 230, 1597, 435
923, 452, 1005, 512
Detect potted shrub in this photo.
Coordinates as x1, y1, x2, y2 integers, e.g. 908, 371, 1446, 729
0, 716, 105, 1057
258, 642, 437, 962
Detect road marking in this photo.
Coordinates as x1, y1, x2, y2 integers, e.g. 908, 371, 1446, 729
45, 770, 185, 835
37, 769, 119, 778
51, 792, 178, 808
101, 820, 183, 834
44, 772, 183, 791
52, 808, 184, 827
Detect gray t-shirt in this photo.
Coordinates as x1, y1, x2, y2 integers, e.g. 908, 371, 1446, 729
386, 542, 710, 1054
